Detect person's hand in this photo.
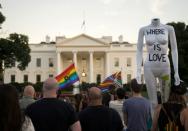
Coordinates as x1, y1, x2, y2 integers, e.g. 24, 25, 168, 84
174, 73, 180, 86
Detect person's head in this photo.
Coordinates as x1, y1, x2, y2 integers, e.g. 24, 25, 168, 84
88, 87, 102, 106
102, 92, 111, 107
168, 83, 187, 107
23, 85, 35, 98
0, 84, 23, 131
43, 78, 58, 98
116, 88, 125, 99
75, 94, 83, 103
74, 94, 83, 112
130, 78, 142, 93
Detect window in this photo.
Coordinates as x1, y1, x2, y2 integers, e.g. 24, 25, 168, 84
49, 74, 53, 78
96, 74, 101, 85
82, 58, 87, 66
127, 58, 131, 67
36, 58, 41, 67
67, 58, 72, 65
49, 58, 54, 67
96, 58, 101, 67
36, 74, 41, 82
11, 75, 15, 83
24, 75, 28, 82
127, 74, 131, 83
114, 58, 119, 67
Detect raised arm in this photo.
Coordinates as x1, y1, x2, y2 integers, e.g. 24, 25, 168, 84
136, 27, 144, 84
169, 26, 180, 85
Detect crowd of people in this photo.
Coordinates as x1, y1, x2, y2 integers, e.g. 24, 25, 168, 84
0, 77, 188, 131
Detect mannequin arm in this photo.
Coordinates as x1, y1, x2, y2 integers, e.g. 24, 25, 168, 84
136, 28, 144, 84
169, 26, 180, 85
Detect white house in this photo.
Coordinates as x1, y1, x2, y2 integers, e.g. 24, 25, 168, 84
4, 34, 147, 84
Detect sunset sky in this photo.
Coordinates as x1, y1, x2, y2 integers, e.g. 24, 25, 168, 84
1, 0, 188, 43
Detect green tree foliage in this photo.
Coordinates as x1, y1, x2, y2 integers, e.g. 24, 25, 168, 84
0, 12, 5, 26
0, 3, 31, 82
0, 34, 31, 82
34, 82, 43, 92
167, 22, 188, 82
0, 4, 5, 28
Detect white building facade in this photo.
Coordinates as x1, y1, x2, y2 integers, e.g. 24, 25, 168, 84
4, 34, 147, 84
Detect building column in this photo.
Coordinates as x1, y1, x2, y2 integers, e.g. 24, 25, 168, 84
56, 51, 61, 75
89, 51, 94, 83
73, 51, 77, 67
105, 51, 110, 77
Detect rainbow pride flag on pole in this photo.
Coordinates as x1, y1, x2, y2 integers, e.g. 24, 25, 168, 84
55, 63, 79, 89
98, 71, 122, 92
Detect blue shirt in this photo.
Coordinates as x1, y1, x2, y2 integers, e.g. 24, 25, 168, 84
123, 97, 151, 131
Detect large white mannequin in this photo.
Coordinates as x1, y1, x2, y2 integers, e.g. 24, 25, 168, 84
136, 18, 180, 107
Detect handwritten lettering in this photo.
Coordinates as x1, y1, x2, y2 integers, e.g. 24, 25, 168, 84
154, 44, 161, 51
149, 54, 166, 62
146, 29, 165, 35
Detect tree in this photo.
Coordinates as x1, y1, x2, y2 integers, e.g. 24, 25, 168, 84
0, 3, 31, 83
167, 22, 188, 82
0, 34, 31, 82
0, 4, 5, 28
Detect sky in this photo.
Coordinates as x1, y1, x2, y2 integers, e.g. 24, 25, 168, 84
1, 0, 188, 43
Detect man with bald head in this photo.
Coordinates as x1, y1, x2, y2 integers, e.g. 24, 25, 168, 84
25, 78, 81, 131
19, 85, 35, 111
79, 87, 123, 131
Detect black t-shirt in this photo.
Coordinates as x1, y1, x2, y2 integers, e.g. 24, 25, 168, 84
25, 98, 78, 131
79, 105, 123, 131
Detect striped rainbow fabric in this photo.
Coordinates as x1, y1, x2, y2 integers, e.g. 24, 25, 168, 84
55, 63, 79, 89
98, 71, 122, 92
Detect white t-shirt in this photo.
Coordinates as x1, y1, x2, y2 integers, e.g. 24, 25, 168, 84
109, 100, 124, 122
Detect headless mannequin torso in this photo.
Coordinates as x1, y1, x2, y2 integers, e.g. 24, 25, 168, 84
136, 18, 180, 107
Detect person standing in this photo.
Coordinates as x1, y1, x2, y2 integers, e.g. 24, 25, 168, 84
152, 83, 188, 131
109, 88, 125, 123
25, 78, 81, 131
19, 85, 36, 111
0, 84, 35, 131
79, 87, 123, 131
123, 79, 152, 131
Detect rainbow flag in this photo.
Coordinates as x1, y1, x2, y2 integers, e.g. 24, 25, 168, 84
55, 63, 79, 89
98, 71, 122, 92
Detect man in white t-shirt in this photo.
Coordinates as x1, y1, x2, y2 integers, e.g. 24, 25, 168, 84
109, 88, 125, 124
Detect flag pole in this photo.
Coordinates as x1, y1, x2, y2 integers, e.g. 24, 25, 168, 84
81, 10, 86, 32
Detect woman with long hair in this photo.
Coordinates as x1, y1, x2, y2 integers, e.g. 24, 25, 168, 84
0, 84, 35, 131
152, 83, 188, 131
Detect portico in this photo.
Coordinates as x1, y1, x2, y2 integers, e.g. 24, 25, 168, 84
56, 34, 110, 83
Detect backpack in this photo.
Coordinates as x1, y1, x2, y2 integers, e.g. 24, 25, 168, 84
161, 105, 179, 131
